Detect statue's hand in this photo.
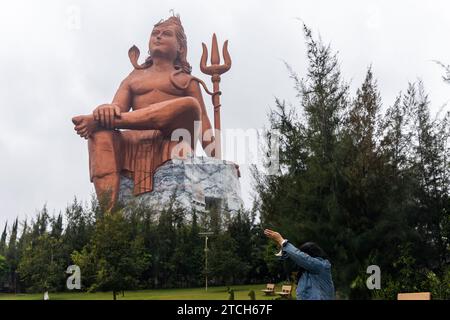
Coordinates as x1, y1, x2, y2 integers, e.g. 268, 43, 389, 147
93, 104, 121, 129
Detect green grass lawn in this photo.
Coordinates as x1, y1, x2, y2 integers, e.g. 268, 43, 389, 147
0, 284, 296, 300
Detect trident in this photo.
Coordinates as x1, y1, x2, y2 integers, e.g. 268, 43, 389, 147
200, 34, 232, 160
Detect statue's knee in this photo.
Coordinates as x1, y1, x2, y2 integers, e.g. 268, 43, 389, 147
89, 130, 118, 148
181, 97, 201, 119
88, 130, 120, 177
90, 130, 114, 140
162, 97, 201, 136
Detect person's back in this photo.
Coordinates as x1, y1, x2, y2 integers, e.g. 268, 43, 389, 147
295, 254, 335, 300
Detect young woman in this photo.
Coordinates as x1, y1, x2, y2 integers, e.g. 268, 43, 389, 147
264, 229, 335, 300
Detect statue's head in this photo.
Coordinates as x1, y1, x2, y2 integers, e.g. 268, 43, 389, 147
146, 15, 192, 74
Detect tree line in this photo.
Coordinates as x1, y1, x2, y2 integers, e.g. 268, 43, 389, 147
0, 197, 284, 299
253, 25, 449, 299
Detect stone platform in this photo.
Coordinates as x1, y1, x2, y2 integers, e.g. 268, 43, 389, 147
118, 156, 243, 215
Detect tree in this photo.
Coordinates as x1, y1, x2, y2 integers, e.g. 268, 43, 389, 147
51, 213, 63, 239
151, 208, 178, 288
169, 212, 203, 287
209, 233, 249, 285
73, 210, 150, 300
0, 223, 7, 256
434, 60, 450, 84
405, 82, 450, 272
16, 219, 30, 293
338, 67, 392, 298
62, 197, 95, 273
17, 233, 65, 293
254, 24, 351, 292
227, 211, 256, 283
0, 255, 7, 290
7, 219, 19, 293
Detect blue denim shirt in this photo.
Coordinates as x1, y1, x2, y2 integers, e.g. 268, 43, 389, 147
281, 242, 335, 300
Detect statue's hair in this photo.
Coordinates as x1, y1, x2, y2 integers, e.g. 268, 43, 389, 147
145, 15, 192, 74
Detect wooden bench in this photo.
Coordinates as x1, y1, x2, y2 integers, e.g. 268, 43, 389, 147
260, 283, 275, 296
276, 285, 292, 299
397, 292, 431, 300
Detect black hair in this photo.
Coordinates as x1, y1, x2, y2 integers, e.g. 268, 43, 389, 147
299, 242, 329, 260
296, 242, 329, 281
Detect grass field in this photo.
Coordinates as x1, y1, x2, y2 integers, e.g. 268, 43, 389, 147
0, 284, 296, 300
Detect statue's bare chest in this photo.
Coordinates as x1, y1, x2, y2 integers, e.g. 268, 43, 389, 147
129, 72, 182, 97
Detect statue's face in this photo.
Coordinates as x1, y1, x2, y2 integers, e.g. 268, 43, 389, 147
149, 25, 180, 60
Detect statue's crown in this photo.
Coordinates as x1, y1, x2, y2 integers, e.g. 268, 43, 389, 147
155, 14, 183, 29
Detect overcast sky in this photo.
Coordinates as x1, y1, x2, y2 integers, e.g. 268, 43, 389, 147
0, 0, 449, 229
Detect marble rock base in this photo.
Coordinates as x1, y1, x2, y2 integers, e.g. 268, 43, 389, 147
118, 156, 243, 216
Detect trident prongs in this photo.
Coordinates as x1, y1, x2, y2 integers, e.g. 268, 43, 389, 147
200, 34, 232, 76
200, 34, 232, 160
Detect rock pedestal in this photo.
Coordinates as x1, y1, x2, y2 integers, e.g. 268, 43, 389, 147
118, 156, 243, 215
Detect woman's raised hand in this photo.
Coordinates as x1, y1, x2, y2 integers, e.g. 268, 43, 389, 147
264, 229, 285, 246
